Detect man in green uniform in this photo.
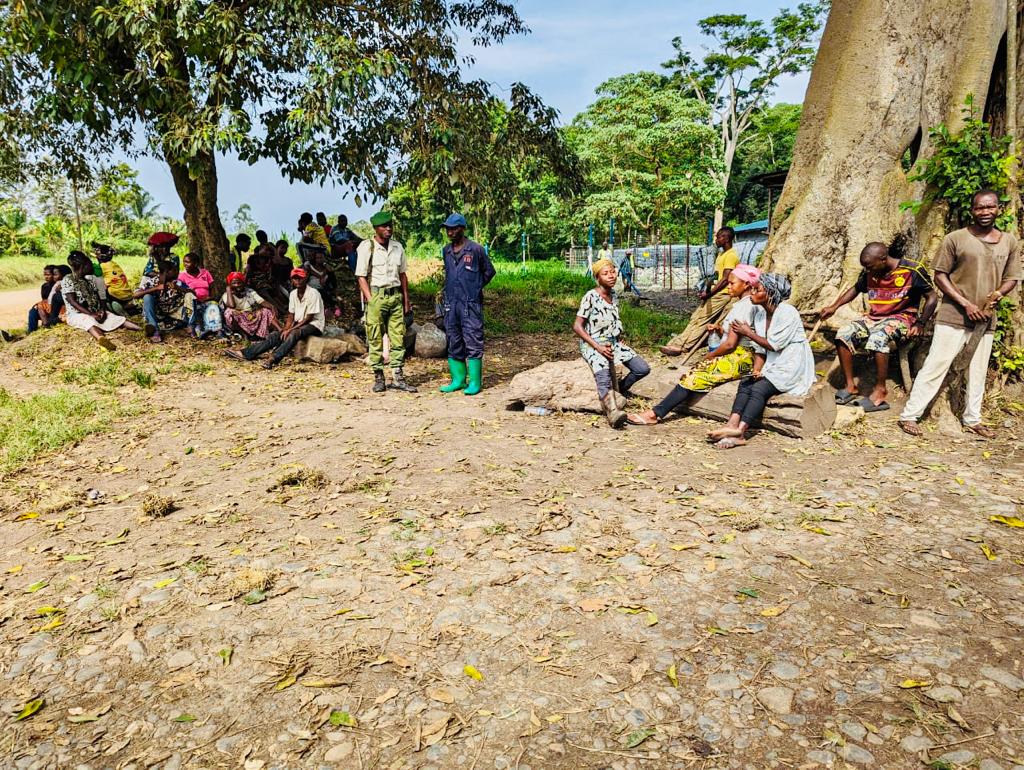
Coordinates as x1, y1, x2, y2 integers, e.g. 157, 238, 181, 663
355, 211, 417, 393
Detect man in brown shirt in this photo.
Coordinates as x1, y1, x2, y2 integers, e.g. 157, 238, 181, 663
899, 190, 1022, 437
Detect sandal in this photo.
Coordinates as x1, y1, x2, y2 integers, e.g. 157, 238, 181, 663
96, 337, 117, 352
714, 436, 747, 450
627, 412, 659, 426
964, 423, 996, 439
224, 350, 246, 361
835, 388, 859, 405
855, 397, 890, 413
898, 420, 923, 437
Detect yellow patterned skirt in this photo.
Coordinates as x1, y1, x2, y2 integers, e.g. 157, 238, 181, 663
679, 346, 753, 392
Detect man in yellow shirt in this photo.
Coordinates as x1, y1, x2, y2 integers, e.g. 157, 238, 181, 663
661, 226, 740, 359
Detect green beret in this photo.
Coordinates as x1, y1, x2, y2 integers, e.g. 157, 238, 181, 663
370, 211, 393, 227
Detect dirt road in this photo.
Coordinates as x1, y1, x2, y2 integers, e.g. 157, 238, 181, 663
0, 287, 41, 331
1, 328, 1023, 769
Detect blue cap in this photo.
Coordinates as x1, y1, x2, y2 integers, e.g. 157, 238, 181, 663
443, 213, 467, 228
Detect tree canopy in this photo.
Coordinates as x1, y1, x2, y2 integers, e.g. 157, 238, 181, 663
0, 0, 569, 277
662, 3, 826, 229
569, 72, 724, 243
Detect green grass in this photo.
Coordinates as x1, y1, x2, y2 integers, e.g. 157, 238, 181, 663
61, 354, 155, 389
0, 254, 148, 291
409, 259, 685, 349
0, 386, 110, 476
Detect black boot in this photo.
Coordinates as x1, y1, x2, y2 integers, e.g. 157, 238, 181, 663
389, 368, 418, 393
372, 370, 386, 393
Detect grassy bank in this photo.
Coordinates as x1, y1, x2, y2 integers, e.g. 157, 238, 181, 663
409, 259, 685, 349
0, 386, 111, 476
0, 255, 149, 291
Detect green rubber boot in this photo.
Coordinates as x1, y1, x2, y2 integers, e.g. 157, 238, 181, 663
439, 358, 468, 392
463, 358, 483, 396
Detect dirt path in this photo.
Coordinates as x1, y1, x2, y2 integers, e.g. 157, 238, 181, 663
0, 287, 42, 331
1, 329, 1023, 769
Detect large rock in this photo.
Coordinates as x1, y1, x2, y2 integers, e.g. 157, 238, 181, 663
294, 336, 353, 364
510, 360, 836, 437
336, 333, 367, 356
414, 322, 447, 359
505, 359, 625, 414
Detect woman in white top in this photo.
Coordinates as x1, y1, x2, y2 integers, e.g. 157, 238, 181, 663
61, 251, 141, 350
709, 273, 815, 449
628, 263, 762, 424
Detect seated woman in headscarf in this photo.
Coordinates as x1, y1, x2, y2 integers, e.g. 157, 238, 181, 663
573, 258, 651, 429
628, 263, 762, 425
134, 260, 190, 343
221, 271, 281, 340
61, 250, 141, 350
246, 245, 290, 315
709, 272, 816, 449
177, 252, 224, 339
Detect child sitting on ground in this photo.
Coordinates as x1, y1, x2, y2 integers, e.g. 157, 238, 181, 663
573, 258, 651, 428
92, 242, 138, 316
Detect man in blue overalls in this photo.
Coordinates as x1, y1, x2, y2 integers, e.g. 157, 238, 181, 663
439, 213, 496, 395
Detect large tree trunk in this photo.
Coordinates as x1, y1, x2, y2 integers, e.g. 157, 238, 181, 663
166, 150, 231, 288
761, 0, 1021, 317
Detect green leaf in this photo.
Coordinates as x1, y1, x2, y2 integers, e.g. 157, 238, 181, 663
329, 710, 357, 727
173, 713, 197, 722
15, 699, 44, 721
218, 647, 233, 665
241, 589, 266, 605
624, 727, 656, 748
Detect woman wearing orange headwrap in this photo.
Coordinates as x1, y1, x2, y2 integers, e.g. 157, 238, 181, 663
573, 258, 650, 428
628, 262, 762, 425
220, 271, 281, 340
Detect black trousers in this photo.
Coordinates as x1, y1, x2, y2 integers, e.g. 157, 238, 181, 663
653, 384, 694, 419
243, 325, 321, 363
730, 376, 781, 426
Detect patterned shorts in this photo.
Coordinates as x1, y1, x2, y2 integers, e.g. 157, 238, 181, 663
836, 317, 909, 354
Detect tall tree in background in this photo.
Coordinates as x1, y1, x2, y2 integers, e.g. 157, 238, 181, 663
662, 3, 827, 230
725, 103, 802, 224
570, 72, 724, 243
0, 1, 567, 280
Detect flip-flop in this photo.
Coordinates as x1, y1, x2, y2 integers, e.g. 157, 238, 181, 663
835, 388, 859, 405
898, 420, 922, 436
223, 350, 245, 361
855, 397, 890, 413
626, 413, 658, 426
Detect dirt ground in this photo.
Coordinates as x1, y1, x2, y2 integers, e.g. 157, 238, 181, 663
1, 326, 1023, 770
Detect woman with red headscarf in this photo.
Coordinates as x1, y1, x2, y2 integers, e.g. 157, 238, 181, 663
220, 271, 281, 340
628, 263, 763, 425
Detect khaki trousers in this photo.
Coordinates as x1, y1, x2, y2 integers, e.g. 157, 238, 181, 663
899, 323, 994, 426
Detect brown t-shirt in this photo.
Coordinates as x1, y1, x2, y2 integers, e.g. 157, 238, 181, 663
932, 228, 1022, 330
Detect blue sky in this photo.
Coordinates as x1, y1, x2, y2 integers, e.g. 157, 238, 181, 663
134, 0, 811, 236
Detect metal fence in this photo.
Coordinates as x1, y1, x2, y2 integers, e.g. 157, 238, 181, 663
566, 237, 767, 292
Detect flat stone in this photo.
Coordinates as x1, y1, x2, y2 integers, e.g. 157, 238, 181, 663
141, 589, 173, 604
840, 722, 867, 742
166, 650, 196, 671
979, 666, 1024, 692
909, 612, 943, 630
756, 686, 794, 715
900, 735, 934, 753
324, 743, 354, 763
939, 750, 975, 765
979, 760, 1005, 770
770, 662, 802, 681
926, 685, 963, 703
805, 750, 835, 766
838, 744, 875, 764
706, 673, 741, 692
76, 594, 100, 611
